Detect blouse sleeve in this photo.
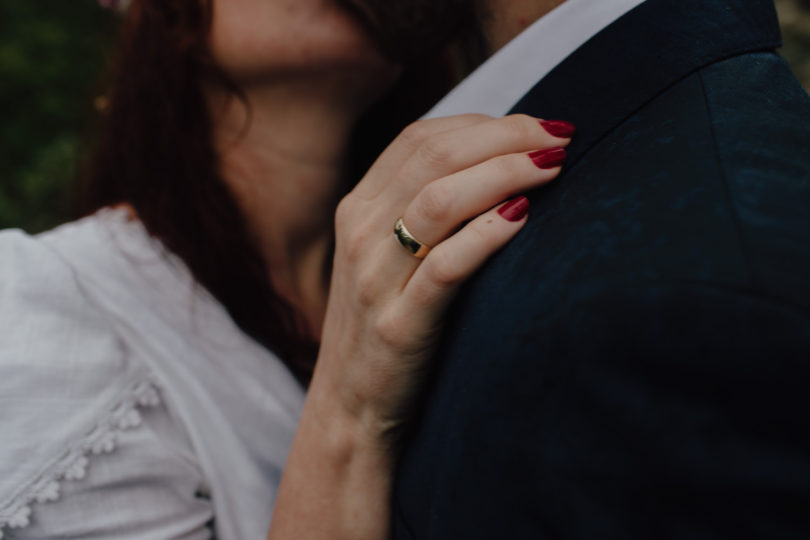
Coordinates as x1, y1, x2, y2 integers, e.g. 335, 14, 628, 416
0, 229, 213, 539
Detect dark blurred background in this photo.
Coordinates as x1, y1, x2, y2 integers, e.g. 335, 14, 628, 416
0, 2, 114, 233
1, 0, 809, 234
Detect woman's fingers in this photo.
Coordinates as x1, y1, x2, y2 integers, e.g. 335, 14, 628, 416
401, 197, 531, 316
365, 143, 565, 297
400, 147, 564, 248
352, 114, 493, 200
355, 115, 573, 202
333, 111, 573, 347
390, 115, 572, 197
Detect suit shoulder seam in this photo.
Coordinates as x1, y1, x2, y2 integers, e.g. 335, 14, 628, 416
696, 69, 759, 288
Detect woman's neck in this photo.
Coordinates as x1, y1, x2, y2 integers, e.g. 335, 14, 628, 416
210, 78, 373, 339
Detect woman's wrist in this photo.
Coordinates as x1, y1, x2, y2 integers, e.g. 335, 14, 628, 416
306, 358, 402, 458
268, 367, 396, 540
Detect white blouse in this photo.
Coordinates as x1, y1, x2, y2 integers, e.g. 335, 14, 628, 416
0, 209, 305, 539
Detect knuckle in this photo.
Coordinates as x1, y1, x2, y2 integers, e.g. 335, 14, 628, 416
373, 309, 407, 349
418, 134, 454, 168
356, 270, 379, 308
398, 121, 432, 150
407, 281, 431, 308
408, 278, 441, 308
490, 154, 523, 182
340, 226, 372, 263
425, 248, 461, 287
415, 181, 452, 225
334, 196, 355, 229
502, 114, 536, 141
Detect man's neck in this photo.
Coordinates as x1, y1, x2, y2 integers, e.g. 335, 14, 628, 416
425, 0, 644, 119
478, 0, 567, 55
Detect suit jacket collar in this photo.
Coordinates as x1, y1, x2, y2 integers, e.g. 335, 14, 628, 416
509, 0, 782, 168
424, 0, 646, 119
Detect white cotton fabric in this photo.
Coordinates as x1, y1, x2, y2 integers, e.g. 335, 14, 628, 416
0, 209, 305, 539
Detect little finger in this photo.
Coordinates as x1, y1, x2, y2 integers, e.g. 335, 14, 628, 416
401, 196, 530, 316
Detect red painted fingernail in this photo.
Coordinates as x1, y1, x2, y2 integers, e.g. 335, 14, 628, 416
498, 196, 530, 222
540, 120, 576, 138
529, 147, 567, 169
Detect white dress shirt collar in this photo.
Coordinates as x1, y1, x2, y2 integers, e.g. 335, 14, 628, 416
425, 0, 647, 119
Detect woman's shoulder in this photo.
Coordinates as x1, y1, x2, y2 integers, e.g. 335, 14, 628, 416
0, 212, 151, 398
0, 208, 169, 323
0, 212, 304, 538
0, 209, 200, 366
0, 216, 107, 331
0, 214, 139, 387
0, 215, 209, 537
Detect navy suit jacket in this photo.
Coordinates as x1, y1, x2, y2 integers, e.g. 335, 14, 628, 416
393, 0, 810, 538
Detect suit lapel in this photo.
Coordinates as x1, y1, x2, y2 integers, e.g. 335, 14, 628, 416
509, 0, 782, 169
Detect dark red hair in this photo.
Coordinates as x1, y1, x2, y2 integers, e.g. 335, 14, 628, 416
82, 0, 453, 386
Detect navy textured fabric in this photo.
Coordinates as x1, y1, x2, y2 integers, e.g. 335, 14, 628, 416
393, 0, 810, 538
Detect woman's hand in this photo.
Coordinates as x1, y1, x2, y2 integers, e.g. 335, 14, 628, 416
315, 114, 573, 441
269, 114, 573, 540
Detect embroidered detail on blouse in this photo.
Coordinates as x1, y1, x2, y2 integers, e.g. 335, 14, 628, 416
0, 380, 162, 538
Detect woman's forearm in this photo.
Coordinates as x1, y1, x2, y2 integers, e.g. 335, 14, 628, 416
267, 369, 396, 540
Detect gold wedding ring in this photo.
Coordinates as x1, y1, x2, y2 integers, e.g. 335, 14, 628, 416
394, 218, 431, 259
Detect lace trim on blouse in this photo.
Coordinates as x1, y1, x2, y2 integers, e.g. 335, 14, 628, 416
0, 380, 162, 538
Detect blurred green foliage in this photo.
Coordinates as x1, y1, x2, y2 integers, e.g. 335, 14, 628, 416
0, 2, 808, 234
0, 2, 115, 233
777, 0, 810, 88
